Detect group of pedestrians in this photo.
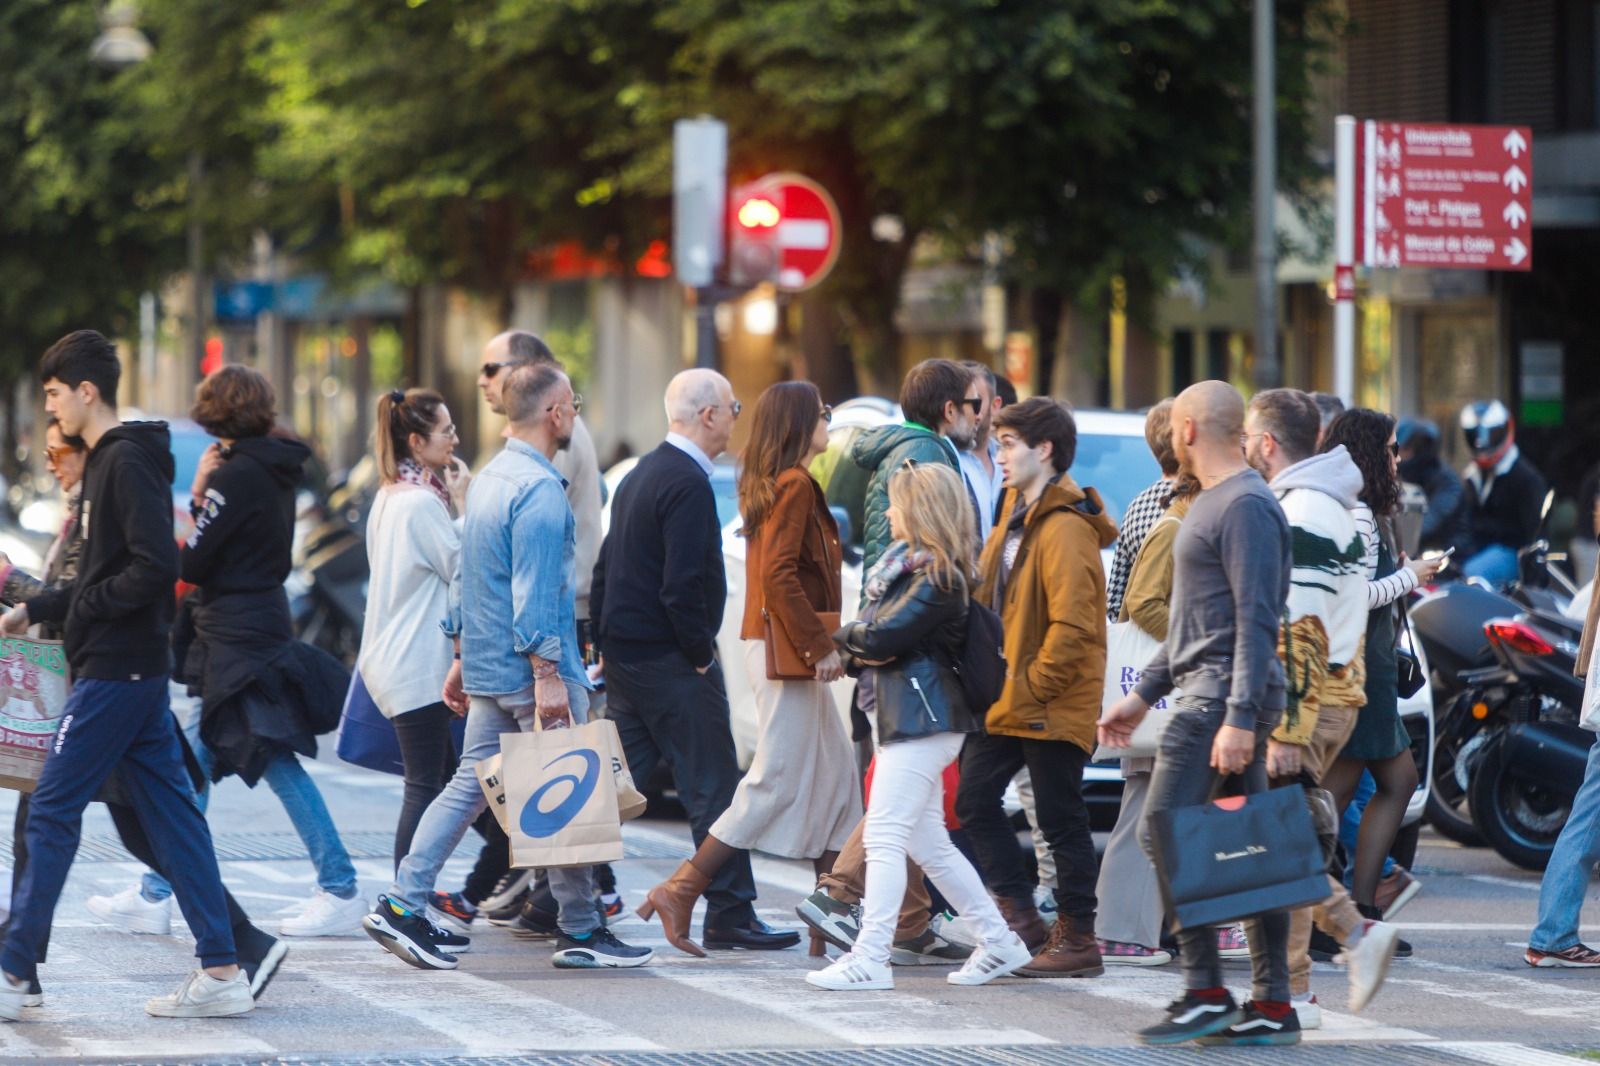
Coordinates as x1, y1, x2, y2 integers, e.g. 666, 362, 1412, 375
5, 323, 1600, 1043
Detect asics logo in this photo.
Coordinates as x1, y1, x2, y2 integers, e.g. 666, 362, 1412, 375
519, 748, 601, 838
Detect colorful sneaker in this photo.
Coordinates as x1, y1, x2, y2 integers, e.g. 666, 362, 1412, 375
1098, 939, 1174, 967
551, 927, 653, 969
796, 890, 860, 953
361, 894, 461, 970
1139, 991, 1243, 1045
806, 951, 893, 991
1525, 943, 1600, 968
427, 891, 477, 935
1198, 1000, 1302, 1046
1216, 925, 1249, 959
599, 892, 624, 919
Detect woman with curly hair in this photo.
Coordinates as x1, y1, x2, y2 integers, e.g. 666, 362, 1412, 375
1318, 409, 1441, 946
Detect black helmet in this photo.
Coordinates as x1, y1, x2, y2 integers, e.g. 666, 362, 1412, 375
1459, 400, 1512, 460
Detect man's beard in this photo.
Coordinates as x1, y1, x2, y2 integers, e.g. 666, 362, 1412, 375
947, 424, 977, 450
556, 430, 573, 452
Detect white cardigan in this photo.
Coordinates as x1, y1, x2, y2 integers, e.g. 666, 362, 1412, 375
357, 483, 460, 718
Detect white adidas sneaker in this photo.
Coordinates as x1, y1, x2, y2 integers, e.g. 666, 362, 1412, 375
947, 931, 1033, 986
806, 951, 894, 991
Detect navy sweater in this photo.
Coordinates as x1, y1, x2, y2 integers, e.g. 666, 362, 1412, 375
591, 443, 726, 667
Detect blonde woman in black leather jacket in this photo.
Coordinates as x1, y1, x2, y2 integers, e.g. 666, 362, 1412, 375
805, 462, 1031, 993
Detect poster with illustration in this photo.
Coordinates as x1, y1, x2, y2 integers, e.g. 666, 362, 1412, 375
0, 637, 68, 792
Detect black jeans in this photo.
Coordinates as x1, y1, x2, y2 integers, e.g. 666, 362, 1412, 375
605, 652, 757, 928
955, 732, 1098, 922
1141, 696, 1290, 1003
392, 702, 510, 906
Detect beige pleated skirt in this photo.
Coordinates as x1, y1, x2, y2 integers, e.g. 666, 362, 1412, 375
710, 640, 863, 859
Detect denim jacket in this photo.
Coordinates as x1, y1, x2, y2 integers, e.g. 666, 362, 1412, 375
443, 438, 590, 696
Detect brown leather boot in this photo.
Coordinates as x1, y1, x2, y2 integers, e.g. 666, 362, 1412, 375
636, 860, 712, 957
995, 896, 1051, 953
1018, 915, 1105, 978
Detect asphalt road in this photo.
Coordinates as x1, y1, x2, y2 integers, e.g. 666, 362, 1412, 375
0, 722, 1597, 1065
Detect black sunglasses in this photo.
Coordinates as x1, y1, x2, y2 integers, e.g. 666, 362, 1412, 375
1388, 442, 1401, 457
481, 360, 513, 379
960, 397, 983, 416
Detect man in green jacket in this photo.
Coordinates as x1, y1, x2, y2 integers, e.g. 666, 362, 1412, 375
850, 359, 983, 587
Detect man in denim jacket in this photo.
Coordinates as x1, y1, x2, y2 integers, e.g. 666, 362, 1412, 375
362, 362, 652, 972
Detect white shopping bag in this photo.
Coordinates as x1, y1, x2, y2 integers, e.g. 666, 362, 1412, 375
1093, 621, 1176, 761
1581, 637, 1600, 732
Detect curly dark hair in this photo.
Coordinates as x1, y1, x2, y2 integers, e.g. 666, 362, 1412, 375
1321, 407, 1400, 516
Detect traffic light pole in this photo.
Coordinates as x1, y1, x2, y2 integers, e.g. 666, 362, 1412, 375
694, 286, 719, 370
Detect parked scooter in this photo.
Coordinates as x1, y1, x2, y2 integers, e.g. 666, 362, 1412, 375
287, 482, 369, 666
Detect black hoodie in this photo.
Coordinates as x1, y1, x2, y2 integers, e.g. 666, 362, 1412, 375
181, 434, 309, 599
27, 422, 179, 680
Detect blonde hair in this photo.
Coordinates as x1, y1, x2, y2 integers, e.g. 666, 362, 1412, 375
887, 463, 976, 591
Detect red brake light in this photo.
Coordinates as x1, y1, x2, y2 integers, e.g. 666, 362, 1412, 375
1485, 620, 1554, 657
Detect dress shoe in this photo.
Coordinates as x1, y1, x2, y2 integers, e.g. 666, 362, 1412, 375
702, 917, 802, 951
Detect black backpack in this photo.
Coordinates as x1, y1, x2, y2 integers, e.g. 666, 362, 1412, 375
954, 599, 1006, 715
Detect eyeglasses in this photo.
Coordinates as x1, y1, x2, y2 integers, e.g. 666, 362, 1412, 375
429, 425, 459, 439
703, 400, 742, 419
480, 360, 513, 379
44, 445, 78, 465
820, 405, 833, 424
546, 394, 584, 415
960, 397, 983, 416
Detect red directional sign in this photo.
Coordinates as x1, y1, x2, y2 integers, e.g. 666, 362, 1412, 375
745, 172, 842, 292
1359, 121, 1532, 271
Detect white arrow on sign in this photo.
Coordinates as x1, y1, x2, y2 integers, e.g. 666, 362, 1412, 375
1503, 237, 1528, 265
1503, 129, 1527, 158
1503, 200, 1527, 228
1503, 164, 1528, 193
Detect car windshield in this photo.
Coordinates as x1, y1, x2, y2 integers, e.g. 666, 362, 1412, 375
1073, 431, 1162, 532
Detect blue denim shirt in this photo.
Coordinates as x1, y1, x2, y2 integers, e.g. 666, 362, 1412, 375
443, 438, 590, 696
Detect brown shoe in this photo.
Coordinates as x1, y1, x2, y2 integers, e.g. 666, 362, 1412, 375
636, 860, 711, 957
1373, 866, 1421, 921
1019, 915, 1104, 978
994, 896, 1051, 954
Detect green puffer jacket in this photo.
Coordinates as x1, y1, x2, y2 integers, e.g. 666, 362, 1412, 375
850, 423, 960, 599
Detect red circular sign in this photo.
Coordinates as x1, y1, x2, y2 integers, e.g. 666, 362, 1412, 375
747, 172, 842, 292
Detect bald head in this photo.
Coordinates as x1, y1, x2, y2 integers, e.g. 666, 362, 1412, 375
1175, 380, 1245, 443
665, 368, 738, 461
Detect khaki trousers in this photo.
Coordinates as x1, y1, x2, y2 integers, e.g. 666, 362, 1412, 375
818, 817, 932, 942
1271, 703, 1367, 996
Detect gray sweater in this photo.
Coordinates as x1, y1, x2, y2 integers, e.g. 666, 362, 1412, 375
1134, 467, 1292, 731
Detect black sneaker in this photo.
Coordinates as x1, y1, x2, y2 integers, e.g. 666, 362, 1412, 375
1308, 926, 1342, 963
1138, 991, 1244, 1045
485, 886, 532, 927
239, 935, 289, 1000
1198, 1001, 1303, 1046
510, 897, 560, 940
551, 927, 654, 969
478, 870, 534, 914
362, 894, 461, 970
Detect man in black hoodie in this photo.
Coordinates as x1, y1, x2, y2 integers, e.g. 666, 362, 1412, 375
0, 331, 253, 1020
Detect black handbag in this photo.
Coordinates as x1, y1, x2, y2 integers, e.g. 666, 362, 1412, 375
1395, 597, 1426, 699
1147, 783, 1330, 931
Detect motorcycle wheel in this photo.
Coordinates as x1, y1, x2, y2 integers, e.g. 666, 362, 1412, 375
1426, 724, 1488, 847
1468, 735, 1569, 871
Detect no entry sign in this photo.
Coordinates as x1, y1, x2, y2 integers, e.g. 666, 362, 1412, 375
1359, 121, 1532, 271
733, 172, 842, 292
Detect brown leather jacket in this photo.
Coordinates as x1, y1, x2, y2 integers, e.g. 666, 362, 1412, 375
741, 467, 843, 668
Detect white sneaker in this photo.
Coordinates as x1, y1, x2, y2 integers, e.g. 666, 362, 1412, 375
806, 951, 894, 991
0, 977, 27, 1022
947, 931, 1033, 986
280, 889, 368, 937
1291, 992, 1322, 1030
86, 886, 173, 935
934, 912, 980, 950
1345, 919, 1400, 1013
145, 970, 254, 1018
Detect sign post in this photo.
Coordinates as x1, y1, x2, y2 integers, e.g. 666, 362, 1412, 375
1332, 117, 1532, 404
673, 118, 728, 369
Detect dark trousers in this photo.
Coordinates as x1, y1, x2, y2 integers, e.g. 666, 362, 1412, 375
2, 676, 235, 980
605, 653, 756, 927
391, 701, 510, 905
1141, 697, 1290, 1003
955, 732, 1099, 922
3, 797, 46, 963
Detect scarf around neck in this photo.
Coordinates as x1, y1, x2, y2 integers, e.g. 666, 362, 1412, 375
398, 458, 452, 511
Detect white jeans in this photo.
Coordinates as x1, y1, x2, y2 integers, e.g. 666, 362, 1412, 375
857, 732, 1012, 965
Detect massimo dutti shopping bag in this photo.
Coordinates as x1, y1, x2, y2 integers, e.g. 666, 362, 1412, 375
475, 718, 646, 835
501, 720, 624, 868
1147, 785, 1328, 931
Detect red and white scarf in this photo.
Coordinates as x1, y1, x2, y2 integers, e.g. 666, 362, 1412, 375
397, 458, 451, 511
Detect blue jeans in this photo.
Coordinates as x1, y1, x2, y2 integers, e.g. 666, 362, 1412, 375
3, 677, 235, 979
1530, 732, 1600, 951
1340, 770, 1397, 883
1463, 543, 1519, 587
145, 710, 357, 901
391, 681, 597, 937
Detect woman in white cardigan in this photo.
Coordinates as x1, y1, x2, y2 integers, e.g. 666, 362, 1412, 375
358, 389, 475, 869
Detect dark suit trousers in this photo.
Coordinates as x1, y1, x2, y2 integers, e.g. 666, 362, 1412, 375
605, 653, 757, 928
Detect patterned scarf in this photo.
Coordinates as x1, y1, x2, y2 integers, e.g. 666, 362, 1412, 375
397, 458, 451, 511
863, 541, 930, 603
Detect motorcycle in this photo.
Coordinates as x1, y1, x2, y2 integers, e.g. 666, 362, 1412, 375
288, 496, 368, 667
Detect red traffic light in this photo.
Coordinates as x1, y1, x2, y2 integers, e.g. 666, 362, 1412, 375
736, 196, 781, 230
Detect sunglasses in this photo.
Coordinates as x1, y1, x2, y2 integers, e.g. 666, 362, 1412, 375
821, 405, 833, 424
960, 397, 983, 416
480, 360, 514, 379
44, 445, 79, 464
546, 394, 584, 415
1389, 442, 1401, 457
702, 400, 742, 419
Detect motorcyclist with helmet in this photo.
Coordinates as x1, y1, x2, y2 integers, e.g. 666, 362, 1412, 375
1396, 418, 1468, 554
1458, 400, 1548, 587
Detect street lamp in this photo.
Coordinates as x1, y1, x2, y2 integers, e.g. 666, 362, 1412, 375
89, 2, 204, 408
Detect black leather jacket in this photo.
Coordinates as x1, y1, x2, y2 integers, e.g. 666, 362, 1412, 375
835, 567, 979, 744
